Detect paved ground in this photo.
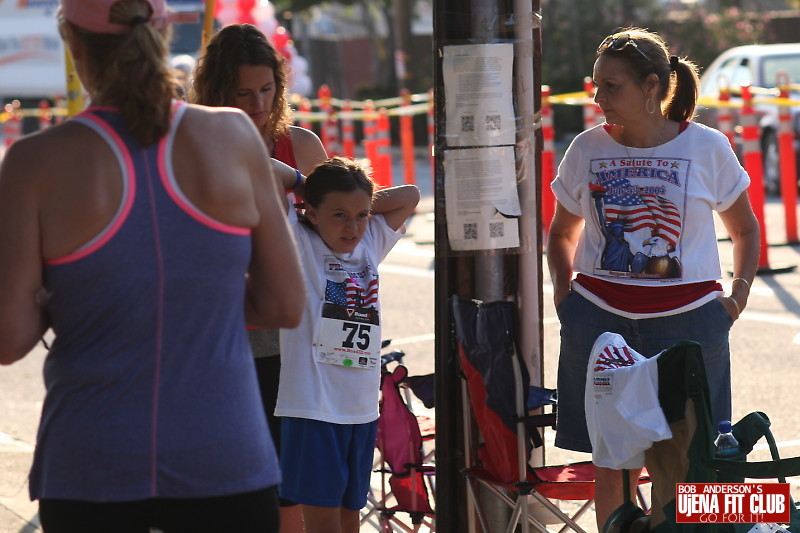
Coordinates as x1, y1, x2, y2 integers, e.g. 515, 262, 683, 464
3, 134, 800, 533
0, 142, 434, 533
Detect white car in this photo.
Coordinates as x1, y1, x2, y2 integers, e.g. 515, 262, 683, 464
696, 43, 800, 195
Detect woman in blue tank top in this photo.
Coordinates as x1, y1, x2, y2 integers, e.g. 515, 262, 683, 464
0, 0, 305, 531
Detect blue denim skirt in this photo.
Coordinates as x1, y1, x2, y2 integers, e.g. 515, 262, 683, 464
554, 291, 733, 453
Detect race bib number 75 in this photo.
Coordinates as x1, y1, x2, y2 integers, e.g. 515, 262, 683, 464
316, 303, 380, 369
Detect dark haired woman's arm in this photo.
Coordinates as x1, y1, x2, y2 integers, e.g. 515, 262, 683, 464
237, 120, 306, 328
288, 126, 328, 177
271, 158, 305, 211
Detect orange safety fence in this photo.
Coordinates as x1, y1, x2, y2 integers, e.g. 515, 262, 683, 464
4, 83, 800, 226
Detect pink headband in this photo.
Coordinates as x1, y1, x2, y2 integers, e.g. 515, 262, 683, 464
59, 0, 168, 35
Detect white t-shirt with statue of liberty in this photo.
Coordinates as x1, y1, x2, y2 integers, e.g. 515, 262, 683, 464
552, 121, 749, 286
276, 214, 404, 425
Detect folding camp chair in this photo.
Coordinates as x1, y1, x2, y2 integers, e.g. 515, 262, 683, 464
361, 348, 436, 532
595, 335, 800, 533
451, 297, 649, 533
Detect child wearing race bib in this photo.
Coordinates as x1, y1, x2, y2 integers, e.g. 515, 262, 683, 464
275, 156, 419, 533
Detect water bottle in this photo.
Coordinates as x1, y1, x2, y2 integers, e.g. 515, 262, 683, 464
714, 420, 740, 458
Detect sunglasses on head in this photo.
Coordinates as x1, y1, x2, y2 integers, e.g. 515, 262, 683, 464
598, 34, 655, 66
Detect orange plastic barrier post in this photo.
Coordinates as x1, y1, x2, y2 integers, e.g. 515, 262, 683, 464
399, 89, 415, 185
3, 103, 22, 148
318, 84, 339, 156
54, 95, 66, 125
325, 113, 340, 156
341, 99, 355, 158
39, 99, 53, 131
363, 100, 378, 169
541, 86, 556, 237
716, 86, 736, 152
740, 85, 772, 272
583, 76, 603, 130
777, 71, 798, 244
299, 97, 312, 132
374, 107, 393, 188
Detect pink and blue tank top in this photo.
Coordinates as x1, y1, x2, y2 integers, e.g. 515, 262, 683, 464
29, 103, 280, 501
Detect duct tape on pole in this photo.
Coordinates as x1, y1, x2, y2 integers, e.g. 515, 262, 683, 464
777, 70, 798, 244
740, 85, 795, 274
542, 85, 556, 238
341, 99, 355, 158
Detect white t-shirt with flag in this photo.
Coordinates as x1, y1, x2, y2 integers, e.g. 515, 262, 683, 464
585, 332, 672, 470
552, 121, 749, 286
276, 214, 403, 425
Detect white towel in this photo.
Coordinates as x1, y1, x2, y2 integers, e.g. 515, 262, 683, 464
585, 332, 673, 470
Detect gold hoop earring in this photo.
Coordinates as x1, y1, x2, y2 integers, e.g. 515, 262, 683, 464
645, 97, 657, 115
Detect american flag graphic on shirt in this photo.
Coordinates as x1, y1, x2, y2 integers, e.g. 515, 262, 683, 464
324, 255, 380, 309
594, 343, 637, 372
601, 177, 682, 249
325, 276, 379, 308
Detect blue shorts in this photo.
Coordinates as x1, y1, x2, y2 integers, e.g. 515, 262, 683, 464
554, 291, 733, 453
279, 417, 377, 510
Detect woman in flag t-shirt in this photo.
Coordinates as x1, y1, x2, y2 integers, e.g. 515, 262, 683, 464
547, 27, 760, 530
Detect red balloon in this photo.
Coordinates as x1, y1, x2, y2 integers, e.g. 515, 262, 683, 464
238, 0, 255, 24
271, 28, 289, 48
269, 28, 292, 62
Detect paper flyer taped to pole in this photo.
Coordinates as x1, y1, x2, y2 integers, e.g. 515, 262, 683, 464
444, 146, 521, 250
441, 43, 515, 147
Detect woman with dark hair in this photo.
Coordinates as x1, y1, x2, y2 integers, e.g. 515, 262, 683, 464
190, 23, 327, 533
0, 1, 303, 531
189, 23, 326, 177
547, 27, 760, 529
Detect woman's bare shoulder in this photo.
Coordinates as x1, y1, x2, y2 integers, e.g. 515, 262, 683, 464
288, 124, 322, 144
181, 103, 253, 133
177, 104, 265, 159
1, 121, 105, 184
288, 125, 327, 174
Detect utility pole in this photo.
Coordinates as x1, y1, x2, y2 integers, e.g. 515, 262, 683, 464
433, 0, 542, 531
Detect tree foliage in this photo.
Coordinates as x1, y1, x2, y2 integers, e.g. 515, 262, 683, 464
540, 0, 771, 95
661, 7, 769, 70
540, 0, 775, 139
540, 0, 660, 95
273, 0, 428, 98
276, 0, 775, 102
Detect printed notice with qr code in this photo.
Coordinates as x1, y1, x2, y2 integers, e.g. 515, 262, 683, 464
443, 146, 521, 251
442, 43, 515, 147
